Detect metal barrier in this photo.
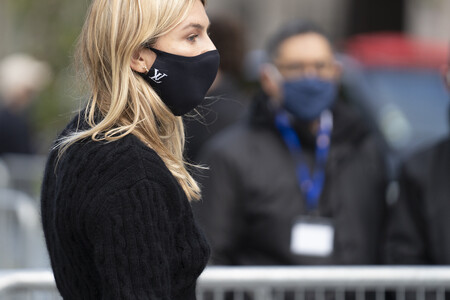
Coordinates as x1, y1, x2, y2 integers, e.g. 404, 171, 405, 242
0, 159, 11, 189
0, 189, 49, 269
0, 270, 58, 300
0, 154, 47, 200
0, 155, 51, 270
1, 267, 450, 300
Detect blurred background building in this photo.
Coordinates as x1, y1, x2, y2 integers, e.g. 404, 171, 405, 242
0, 0, 449, 155
206, 0, 449, 49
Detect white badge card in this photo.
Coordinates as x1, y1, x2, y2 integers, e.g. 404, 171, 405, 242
290, 216, 335, 257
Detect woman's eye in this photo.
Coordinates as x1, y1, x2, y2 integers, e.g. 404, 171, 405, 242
187, 35, 198, 42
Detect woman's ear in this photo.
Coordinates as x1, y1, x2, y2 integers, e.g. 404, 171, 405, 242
130, 47, 157, 73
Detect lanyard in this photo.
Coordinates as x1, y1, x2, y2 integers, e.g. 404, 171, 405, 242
275, 110, 333, 211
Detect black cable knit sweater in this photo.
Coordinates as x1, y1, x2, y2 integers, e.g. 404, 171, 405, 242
40, 115, 210, 299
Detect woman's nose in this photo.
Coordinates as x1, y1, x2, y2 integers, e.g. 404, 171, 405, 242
202, 35, 216, 54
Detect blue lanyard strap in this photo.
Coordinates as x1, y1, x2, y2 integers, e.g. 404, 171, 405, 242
275, 110, 333, 211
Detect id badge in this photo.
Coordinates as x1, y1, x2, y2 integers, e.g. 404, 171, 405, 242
290, 216, 335, 257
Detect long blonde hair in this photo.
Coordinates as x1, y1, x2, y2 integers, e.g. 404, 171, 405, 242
57, 0, 206, 201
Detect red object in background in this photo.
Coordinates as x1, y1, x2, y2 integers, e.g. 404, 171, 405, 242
345, 32, 448, 69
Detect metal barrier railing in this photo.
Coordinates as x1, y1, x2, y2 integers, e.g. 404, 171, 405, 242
0, 188, 49, 269
1, 267, 450, 300
0, 154, 47, 199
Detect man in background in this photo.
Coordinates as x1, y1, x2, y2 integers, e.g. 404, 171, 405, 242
385, 52, 450, 264
194, 20, 388, 266
0, 53, 51, 155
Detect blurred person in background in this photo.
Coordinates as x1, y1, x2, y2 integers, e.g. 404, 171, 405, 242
184, 15, 248, 163
0, 53, 51, 155
193, 20, 388, 266
385, 51, 450, 264
40, 0, 218, 298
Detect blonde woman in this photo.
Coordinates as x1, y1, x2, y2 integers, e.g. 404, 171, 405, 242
40, 0, 219, 299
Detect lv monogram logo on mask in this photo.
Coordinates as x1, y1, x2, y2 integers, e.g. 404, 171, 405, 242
149, 69, 168, 83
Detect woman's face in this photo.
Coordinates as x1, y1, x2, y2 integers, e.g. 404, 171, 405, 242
153, 0, 216, 56
130, 0, 215, 73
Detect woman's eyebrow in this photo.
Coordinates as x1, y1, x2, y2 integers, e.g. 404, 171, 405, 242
181, 22, 210, 31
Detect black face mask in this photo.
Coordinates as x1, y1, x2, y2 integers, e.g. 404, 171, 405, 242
138, 47, 220, 116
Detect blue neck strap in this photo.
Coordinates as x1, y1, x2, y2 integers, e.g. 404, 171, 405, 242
274, 110, 333, 212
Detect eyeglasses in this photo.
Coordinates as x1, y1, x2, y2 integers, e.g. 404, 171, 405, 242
276, 61, 336, 79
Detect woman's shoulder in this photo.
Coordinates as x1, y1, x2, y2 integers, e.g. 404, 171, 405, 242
42, 113, 185, 217
65, 136, 170, 182
49, 116, 174, 194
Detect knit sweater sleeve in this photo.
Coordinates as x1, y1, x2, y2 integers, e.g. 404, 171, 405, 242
86, 178, 175, 300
